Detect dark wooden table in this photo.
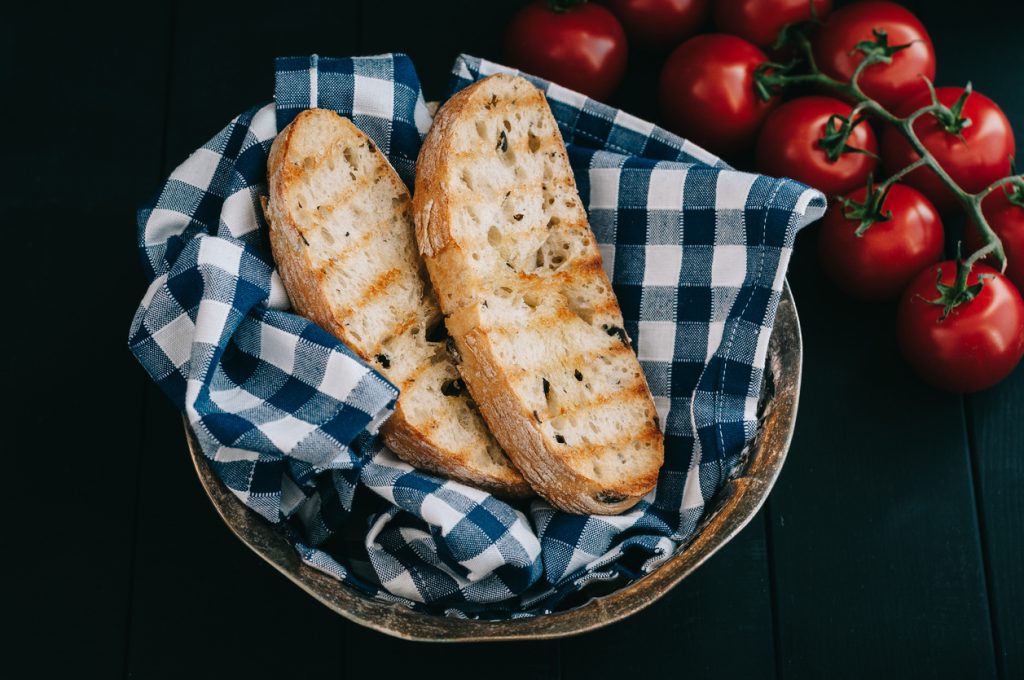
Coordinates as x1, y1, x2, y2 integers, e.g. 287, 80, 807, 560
8, 1, 1022, 677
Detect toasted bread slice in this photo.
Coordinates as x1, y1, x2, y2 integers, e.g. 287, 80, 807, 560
264, 108, 531, 498
413, 75, 664, 514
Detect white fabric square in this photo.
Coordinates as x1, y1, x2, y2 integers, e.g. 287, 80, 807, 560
413, 97, 433, 135
772, 249, 792, 292
546, 82, 587, 110
213, 446, 261, 463
193, 299, 233, 345
681, 458, 705, 511
319, 352, 365, 402
744, 395, 760, 422
598, 243, 616, 281
647, 168, 687, 210
588, 168, 620, 209
715, 171, 757, 211
250, 103, 278, 142
705, 320, 726, 362
150, 313, 195, 368
144, 208, 188, 247
352, 75, 395, 119
220, 189, 259, 238
267, 271, 291, 311
419, 492, 461, 535
259, 323, 298, 375
260, 414, 318, 455
711, 245, 747, 288
461, 543, 506, 582
169, 147, 221, 189
638, 321, 676, 362
613, 110, 655, 137
381, 561, 419, 599
210, 384, 265, 413
681, 139, 720, 167
653, 395, 671, 431
642, 244, 682, 286
752, 326, 772, 369
198, 236, 242, 273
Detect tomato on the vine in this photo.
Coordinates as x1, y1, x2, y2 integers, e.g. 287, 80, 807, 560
812, 1, 935, 111
881, 86, 1016, 213
603, 0, 709, 52
504, 0, 628, 102
658, 34, 777, 156
818, 183, 943, 300
965, 185, 1024, 293
713, 0, 832, 49
755, 96, 878, 196
897, 262, 1024, 393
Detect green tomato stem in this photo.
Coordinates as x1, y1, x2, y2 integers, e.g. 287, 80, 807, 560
771, 33, 1010, 274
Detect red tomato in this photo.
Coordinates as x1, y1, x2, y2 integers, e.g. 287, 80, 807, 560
965, 186, 1024, 293
818, 183, 943, 300
897, 262, 1024, 392
603, 0, 709, 52
881, 87, 1016, 213
713, 0, 832, 48
755, 96, 878, 196
504, 1, 628, 101
812, 1, 935, 111
658, 34, 778, 156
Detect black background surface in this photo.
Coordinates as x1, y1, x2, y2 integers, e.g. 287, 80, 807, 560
6, 1, 1022, 677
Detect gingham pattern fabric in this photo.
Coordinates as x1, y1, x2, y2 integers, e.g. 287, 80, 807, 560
129, 53, 825, 618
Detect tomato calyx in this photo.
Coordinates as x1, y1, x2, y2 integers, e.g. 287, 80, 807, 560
771, 14, 822, 52
1000, 157, 1024, 208
754, 60, 797, 102
547, 0, 587, 13
818, 111, 878, 162
1006, 180, 1024, 209
851, 28, 916, 66
840, 175, 893, 236
924, 79, 974, 142
922, 255, 993, 321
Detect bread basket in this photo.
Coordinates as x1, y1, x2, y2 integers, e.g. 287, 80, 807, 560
183, 281, 801, 641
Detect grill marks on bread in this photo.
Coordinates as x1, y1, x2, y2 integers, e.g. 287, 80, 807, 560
414, 75, 664, 514
265, 108, 530, 497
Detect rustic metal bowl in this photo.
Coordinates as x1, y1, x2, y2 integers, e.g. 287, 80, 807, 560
184, 282, 802, 641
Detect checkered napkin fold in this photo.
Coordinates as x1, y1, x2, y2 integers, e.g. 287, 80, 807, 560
128, 53, 825, 617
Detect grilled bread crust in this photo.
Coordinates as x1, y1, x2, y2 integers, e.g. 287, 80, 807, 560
414, 75, 664, 514
265, 108, 531, 498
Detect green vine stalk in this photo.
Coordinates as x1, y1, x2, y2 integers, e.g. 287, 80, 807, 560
755, 28, 1024, 298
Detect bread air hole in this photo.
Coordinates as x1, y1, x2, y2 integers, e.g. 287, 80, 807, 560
487, 225, 502, 247
425, 318, 448, 343
528, 131, 541, 153
544, 379, 561, 417
475, 120, 487, 139
566, 294, 594, 325
440, 378, 464, 397
342, 146, 357, 170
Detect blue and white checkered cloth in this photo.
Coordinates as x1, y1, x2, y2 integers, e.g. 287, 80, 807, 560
129, 53, 825, 618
